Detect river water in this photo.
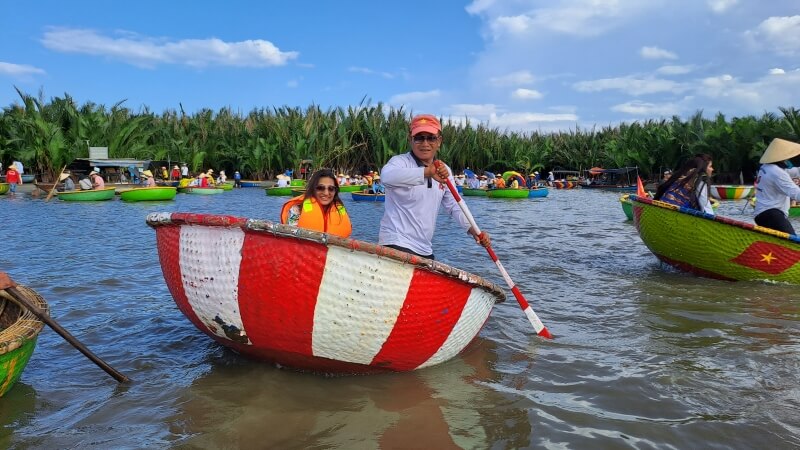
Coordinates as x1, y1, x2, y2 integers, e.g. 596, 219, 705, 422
1, 187, 798, 449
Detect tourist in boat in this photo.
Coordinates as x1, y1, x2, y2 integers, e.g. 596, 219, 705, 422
60, 172, 75, 191
753, 138, 800, 234
454, 174, 465, 188
217, 170, 227, 184
170, 165, 180, 181
90, 170, 105, 190
142, 170, 156, 187
654, 154, 714, 215
276, 174, 290, 187
494, 176, 506, 189
233, 170, 241, 188
280, 168, 352, 238
468, 175, 480, 189
509, 176, 519, 189
5, 164, 21, 193
378, 114, 490, 259
371, 174, 384, 194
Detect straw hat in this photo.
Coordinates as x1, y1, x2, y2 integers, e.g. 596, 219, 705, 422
7, 164, 15, 169
89, 170, 99, 176
276, 174, 288, 180
173, 165, 179, 170
338, 173, 346, 177
373, 174, 380, 180
207, 169, 214, 174
760, 138, 800, 164
59, 173, 71, 181
142, 170, 153, 178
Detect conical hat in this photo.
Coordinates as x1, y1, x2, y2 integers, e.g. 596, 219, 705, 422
760, 138, 800, 164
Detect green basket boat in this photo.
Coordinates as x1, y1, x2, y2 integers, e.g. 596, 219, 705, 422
57, 187, 116, 201
265, 186, 295, 196
0, 183, 9, 195
0, 285, 48, 397
218, 182, 234, 191
631, 195, 800, 283
120, 187, 177, 202
462, 188, 488, 197
338, 184, 368, 193
177, 187, 224, 195
486, 188, 529, 199
290, 179, 305, 187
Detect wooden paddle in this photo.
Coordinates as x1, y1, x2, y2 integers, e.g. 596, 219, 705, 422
45, 165, 68, 202
434, 162, 552, 338
2, 286, 130, 383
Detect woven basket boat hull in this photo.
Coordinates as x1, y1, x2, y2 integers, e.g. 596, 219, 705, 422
0, 286, 48, 397
120, 187, 177, 202
57, 187, 116, 201
527, 188, 549, 198
486, 189, 529, 199
351, 191, 385, 202
631, 195, 800, 283
0, 183, 8, 195
710, 185, 755, 200
461, 188, 487, 197
146, 213, 505, 374
265, 187, 294, 196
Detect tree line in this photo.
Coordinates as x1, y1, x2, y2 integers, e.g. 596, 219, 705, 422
2, 88, 799, 183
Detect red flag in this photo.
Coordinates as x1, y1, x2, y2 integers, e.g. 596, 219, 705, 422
730, 241, 800, 274
636, 176, 646, 198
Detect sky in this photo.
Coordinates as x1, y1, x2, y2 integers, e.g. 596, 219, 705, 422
1, 0, 799, 133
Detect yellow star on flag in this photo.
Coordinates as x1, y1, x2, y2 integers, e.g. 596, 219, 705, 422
760, 252, 775, 264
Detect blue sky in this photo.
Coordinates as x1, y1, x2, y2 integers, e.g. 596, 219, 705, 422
1, 0, 799, 133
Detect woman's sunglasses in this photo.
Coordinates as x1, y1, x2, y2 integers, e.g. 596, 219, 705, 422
315, 185, 337, 193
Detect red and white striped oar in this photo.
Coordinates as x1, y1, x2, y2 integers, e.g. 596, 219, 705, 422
436, 164, 552, 338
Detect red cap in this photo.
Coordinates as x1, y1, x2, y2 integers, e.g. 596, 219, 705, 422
410, 114, 441, 136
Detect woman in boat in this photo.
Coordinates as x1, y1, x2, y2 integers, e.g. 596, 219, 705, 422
90, 170, 105, 190
280, 168, 352, 238
59, 172, 75, 191
654, 154, 715, 215
753, 138, 800, 234
142, 170, 156, 187
371, 174, 384, 194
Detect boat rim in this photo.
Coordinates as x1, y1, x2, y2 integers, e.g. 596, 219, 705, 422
146, 212, 506, 302
0, 285, 48, 355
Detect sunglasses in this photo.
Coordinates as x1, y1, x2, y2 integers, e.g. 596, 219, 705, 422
315, 185, 337, 193
412, 135, 440, 143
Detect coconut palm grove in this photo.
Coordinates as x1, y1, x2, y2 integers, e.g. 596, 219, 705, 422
2, 88, 799, 183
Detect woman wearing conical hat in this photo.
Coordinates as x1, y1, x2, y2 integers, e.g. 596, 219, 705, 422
754, 138, 800, 234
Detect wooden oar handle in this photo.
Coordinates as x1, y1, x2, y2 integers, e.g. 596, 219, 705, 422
4, 286, 130, 383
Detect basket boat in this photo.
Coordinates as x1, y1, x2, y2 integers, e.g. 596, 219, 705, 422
350, 190, 385, 202
120, 186, 177, 202
338, 184, 368, 193
461, 188, 487, 197
178, 187, 224, 195
631, 195, 800, 283
710, 185, 755, 200
486, 188, 529, 199
0, 285, 48, 397
146, 212, 505, 374
218, 182, 234, 191
527, 187, 549, 198
265, 186, 294, 196
57, 187, 116, 201
240, 180, 265, 188
0, 183, 9, 195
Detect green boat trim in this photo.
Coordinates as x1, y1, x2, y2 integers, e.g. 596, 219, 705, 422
631, 195, 800, 283
120, 187, 177, 202
338, 184, 368, 193
622, 193, 718, 221
486, 188, 529, 199
218, 182, 234, 191
0, 285, 48, 397
57, 187, 117, 201
0, 183, 9, 195
462, 188, 488, 197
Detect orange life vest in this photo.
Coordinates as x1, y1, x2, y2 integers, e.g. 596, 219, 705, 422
280, 196, 352, 238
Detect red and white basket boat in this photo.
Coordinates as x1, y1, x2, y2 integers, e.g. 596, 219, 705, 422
146, 212, 505, 374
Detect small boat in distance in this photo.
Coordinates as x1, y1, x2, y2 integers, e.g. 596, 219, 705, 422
57, 187, 117, 201
351, 190, 385, 202
146, 212, 504, 374
582, 167, 639, 191
119, 186, 177, 202
710, 184, 755, 200
0, 285, 48, 397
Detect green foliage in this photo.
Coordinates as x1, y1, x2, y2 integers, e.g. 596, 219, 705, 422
0, 89, 797, 183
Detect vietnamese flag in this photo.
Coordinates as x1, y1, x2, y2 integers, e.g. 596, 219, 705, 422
730, 241, 800, 274
636, 176, 647, 198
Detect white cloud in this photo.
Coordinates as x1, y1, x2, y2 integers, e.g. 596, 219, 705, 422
489, 70, 535, 86
478, 1, 658, 38
573, 76, 686, 95
640, 46, 678, 60
448, 103, 499, 117
348, 66, 394, 79
512, 88, 543, 100
696, 71, 800, 107
286, 79, 299, 88
489, 111, 579, 128
389, 90, 441, 105
41, 27, 299, 68
769, 68, 786, 75
708, 0, 737, 14
0, 61, 46, 77
744, 16, 800, 57
656, 65, 694, 75
612, 100, 681, 116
